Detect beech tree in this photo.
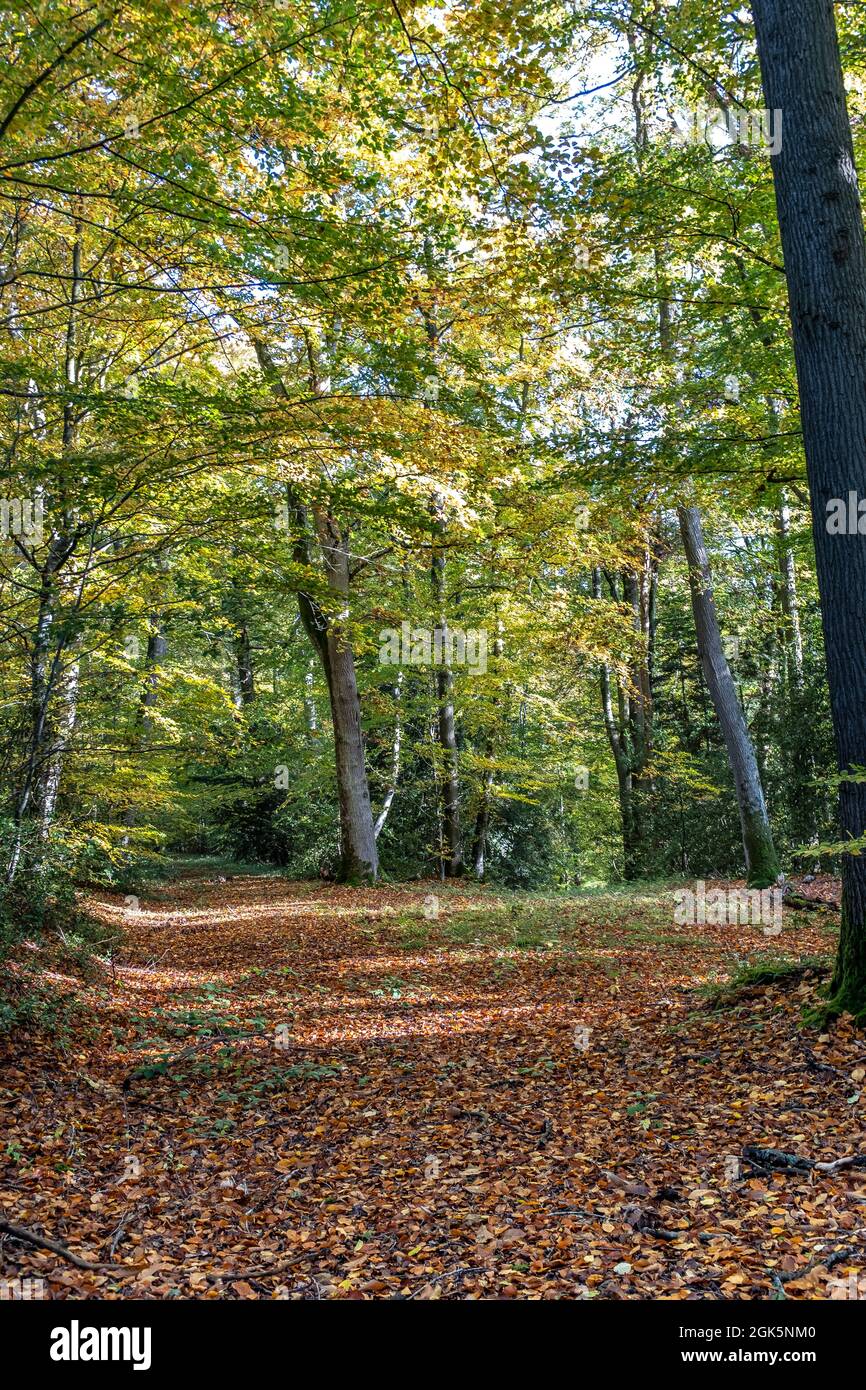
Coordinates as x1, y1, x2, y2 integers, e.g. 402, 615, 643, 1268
752, 0, 866, 1013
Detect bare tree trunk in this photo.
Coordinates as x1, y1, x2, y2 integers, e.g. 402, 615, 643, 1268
431, 539, 463, 877
303, 662, 318, 735
678, 506, 780, 887
37, 655, 79, 839
775, 491, 804, 684
374, 673, 402, 840
752, 0, 866, 1012
121, 621, 167, 841
471, 756, 493, 879
232, 623, 255, 707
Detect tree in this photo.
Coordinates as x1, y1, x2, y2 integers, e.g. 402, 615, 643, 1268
752, 0, 866, 1013
678, 504, 780, 886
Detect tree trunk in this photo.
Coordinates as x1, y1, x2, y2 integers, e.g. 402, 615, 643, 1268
678, 505, 780, 887
373, 672, 402, 840
6, 236, 82, 880
251, 340, 378, 882
301, 510, 378, 883
431, 539, 463, 877
303, 662, 318, 734
37, 654, 79, 840
139, 623, 167, 730
752, 0, 866, 1011
592, 565, 654, 879
775, 491, 804, 685
471, 791, 491, 878
121, 621, 167, 841
326, 623, 379, 882
232, 623, 255, 707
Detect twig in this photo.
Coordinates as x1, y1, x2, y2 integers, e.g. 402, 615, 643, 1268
777, 1247, 858, 1286
407, 1265, 485, 1297
0, 1218, 128, 1273
742, 1145, 866, 1176
206, 1256, 307, 1283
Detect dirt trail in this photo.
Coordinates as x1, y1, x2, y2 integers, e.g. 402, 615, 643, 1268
1, 871, 864, 1299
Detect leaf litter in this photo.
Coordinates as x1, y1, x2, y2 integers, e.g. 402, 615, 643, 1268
1, 871, 865, 1300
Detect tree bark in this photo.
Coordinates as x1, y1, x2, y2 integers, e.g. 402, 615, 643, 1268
775, 491, 804, 685
232, 623, 255, 707
36, 653, 79, 839
431, 534, 463, 877
678, 505, 780, 887
6, 235, 82, 880
297, 508, 379, 883
752, 0, 866, 1011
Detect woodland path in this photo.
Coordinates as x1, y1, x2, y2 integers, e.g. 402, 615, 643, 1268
1, 869, 864, 1299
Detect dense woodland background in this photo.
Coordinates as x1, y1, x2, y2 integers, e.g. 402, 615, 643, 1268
0, 0, 862, 950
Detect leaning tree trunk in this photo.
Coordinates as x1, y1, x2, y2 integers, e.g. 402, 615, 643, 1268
752, 0, 866, 1012
678, 506, 780, 887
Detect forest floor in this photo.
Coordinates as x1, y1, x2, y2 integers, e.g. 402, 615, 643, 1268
2, 865, 866, 1300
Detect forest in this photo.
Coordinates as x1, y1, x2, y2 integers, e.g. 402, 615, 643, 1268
2, 0, 866, 1325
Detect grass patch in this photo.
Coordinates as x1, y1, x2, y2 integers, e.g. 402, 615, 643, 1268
699, 955, 832, 1010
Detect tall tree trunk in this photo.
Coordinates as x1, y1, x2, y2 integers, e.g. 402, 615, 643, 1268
592, 563, 655, 879
775, 491, 804, 685
303, 661, 318, 735
6, 235, 82, 881
252, 341, 378, 882
470, 790, 491, 879
678, 506, 780, 887
373, 672, 402, 840
774, 490, 815, 845
299, 509, 378, 882
752, 0, 866, 1011
121, 621, 167, 840
232, 623, 255, 707
593, 569, 638, 877
431, 535, 463, 877
469, 624, 503, 879
37, 654, 79, 839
